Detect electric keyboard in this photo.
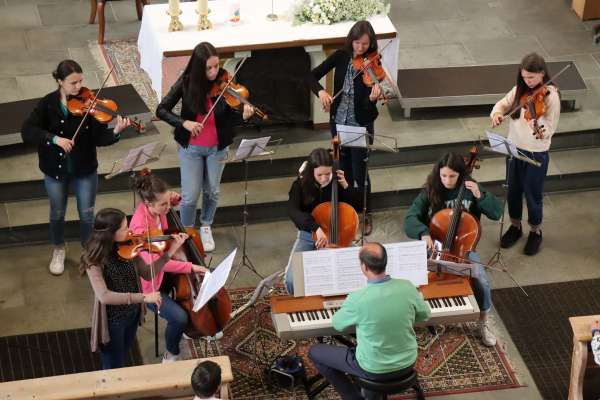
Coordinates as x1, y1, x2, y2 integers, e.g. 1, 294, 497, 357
271, 277, 480, 340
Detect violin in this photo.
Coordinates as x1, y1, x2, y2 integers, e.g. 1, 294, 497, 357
311, 137, 359, 248
352, 51, 386, 88
209, 69, 268, 120
67, 87, 145, 132
116, 228, 174, 260
520, 86, 549, 140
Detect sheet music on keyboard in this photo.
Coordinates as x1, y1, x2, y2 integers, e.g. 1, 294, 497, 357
301, 241, 428, 297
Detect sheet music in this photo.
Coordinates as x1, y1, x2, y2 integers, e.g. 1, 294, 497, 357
234, 136, 271, 160
302, 242, 427, 296
119, 141, 160, 173
486, 130, 517, 157
384, 241, 428, 286
336, 124, 367, 148
192, 248, 237, 312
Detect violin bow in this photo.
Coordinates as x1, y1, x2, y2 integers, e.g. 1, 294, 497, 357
71, 65, 115, 143
331, 39, 395, 102
500, 62, 572, 122
143, 202, 159, 315
199, 57, 248, 127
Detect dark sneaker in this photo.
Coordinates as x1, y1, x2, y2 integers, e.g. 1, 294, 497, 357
364, 214, 373, 236
500, 225, 522, 248
524, 231, 543, 256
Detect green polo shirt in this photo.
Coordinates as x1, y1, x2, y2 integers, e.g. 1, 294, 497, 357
332, 277, 431, 373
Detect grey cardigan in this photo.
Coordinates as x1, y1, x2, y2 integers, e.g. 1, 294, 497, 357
86, 254, 170, 352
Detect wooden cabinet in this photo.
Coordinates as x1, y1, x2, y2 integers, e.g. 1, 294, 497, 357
572, 0, 600, 20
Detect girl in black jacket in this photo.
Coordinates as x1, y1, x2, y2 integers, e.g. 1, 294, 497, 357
284, 148, 361, 294
156, 42, 254, 253
307, 20, 382, 235
21, 60, 129, 276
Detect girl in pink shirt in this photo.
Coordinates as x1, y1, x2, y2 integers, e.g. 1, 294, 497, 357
130, 172, 207, 363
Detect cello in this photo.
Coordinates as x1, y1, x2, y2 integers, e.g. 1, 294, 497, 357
167, 206, 233, 338
426, 147, 481, 288
311, 137, 359, 248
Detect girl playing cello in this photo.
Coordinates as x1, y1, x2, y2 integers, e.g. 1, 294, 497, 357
491, 52, 561, 256
404, 152, 503, 346
307, 20, 382, 236
285, 148, 361, 294
129, 173, 207, 363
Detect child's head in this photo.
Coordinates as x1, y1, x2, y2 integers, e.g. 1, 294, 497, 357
133, 170, 171, 216
79, 208, 127, 274
191, 361, 221, 398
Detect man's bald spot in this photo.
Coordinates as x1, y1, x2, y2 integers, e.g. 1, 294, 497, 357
361, 242, 383, 258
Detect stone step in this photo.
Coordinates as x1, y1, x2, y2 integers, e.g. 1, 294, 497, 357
1, 146, 599, 247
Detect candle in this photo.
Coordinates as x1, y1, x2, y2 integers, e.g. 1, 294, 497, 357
197, 0, 208, 14
168, 0, 180, 15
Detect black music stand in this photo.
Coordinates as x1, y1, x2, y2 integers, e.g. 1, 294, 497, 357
336, 124, 398, 245
484, 131, 540, 297
228, 137, 282, 284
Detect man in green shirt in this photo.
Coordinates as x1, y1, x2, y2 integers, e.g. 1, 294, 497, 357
308, 242, 431, 399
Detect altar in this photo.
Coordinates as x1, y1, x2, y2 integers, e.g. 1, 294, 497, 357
137, 0, 398, 125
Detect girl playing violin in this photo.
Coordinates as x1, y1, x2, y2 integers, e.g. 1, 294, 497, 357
80, 208, 188, 369
404, 152, 503, 346
156, 42, 255, 252
129, 173, 208, 363
21, 60, 130, 276
307, 20, 382, 236
285, 148, 361, 294
491, 53, 561, 256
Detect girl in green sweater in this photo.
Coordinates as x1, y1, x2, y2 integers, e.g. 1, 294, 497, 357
404, 152, 503, 347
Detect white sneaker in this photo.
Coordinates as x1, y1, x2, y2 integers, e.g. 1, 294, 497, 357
49, 248, 65, 275
479, 320, 497, 347
161, 351, 179, 363
199, 226, 215, 252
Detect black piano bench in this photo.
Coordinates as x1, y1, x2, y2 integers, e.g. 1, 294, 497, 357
354, 369, 425, 400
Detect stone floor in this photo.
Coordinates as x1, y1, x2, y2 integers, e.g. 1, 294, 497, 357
2, 0, 600, 399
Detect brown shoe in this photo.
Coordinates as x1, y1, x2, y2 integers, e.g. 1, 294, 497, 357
364, 214, 373, 236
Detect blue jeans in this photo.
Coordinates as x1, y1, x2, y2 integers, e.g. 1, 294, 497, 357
506, 150, 549, 230
309, 344, 414, 400
99, 310, 140, 369
466, 251, 492, 313
178, 145, 228, 227
146, 292, 188, 356
284, 230, 316, 294
43, 171, 98, 246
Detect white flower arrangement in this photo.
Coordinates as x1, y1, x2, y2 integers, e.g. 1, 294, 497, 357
293, 0, 390, 25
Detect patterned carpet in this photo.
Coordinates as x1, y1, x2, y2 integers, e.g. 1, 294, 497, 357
188, 287, 520, 399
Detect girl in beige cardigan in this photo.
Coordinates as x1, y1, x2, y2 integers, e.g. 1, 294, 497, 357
80, 208, 188, 369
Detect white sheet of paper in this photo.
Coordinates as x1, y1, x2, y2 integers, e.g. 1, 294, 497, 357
336, 125, 367, 148
384, 241, 428, 286
192, 248, 237, 312
234, 137, 271, 161
302, 242, 427, 296
486, 130, 518, 157
119, 142, 160, 173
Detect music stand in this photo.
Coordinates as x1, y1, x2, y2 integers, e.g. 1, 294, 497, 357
105, 141, 166, 212
484, 131, 540, 297
228, 137, 282, 284
336, 124, 398, 244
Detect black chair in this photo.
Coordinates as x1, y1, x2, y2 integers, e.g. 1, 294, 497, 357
354, 369, 425, 400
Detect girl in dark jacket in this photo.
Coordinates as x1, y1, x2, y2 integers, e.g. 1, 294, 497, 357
21, 60, 129, 275
156, 42, 254, 253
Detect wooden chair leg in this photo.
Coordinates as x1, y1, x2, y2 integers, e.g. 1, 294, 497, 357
97, 1, 106, 44
89, 0, 97, 24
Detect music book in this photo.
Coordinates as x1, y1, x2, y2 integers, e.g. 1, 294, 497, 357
297, 241, 428, 297
192, 248, 237, 312
233, 136, 272, 161
336, 124, 367, 148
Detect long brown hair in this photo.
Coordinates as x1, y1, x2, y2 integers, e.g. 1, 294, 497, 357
299, 148, 333, 205
182, 42, 219, 115
344, 20, 378, 56
510, 53, 552, 120
425, 153, 467, 214
79, 208, 126, 275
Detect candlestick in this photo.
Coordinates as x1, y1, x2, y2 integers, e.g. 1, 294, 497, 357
167, 0, 183, 32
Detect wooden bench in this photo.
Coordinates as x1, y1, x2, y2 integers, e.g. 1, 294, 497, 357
0, 84, 152, 147
397, 61, 587, 118
0, 355, 232, 400
568, 315, 599, 400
